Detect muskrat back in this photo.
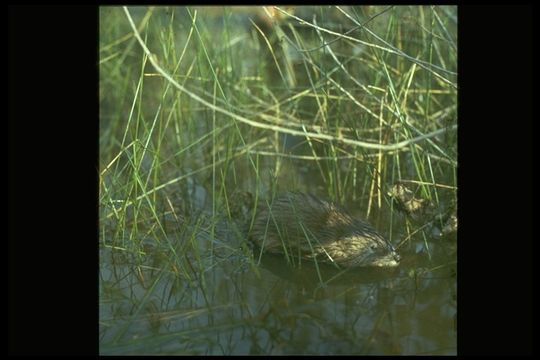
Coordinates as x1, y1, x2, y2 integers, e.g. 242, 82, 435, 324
250, 192, 400, 267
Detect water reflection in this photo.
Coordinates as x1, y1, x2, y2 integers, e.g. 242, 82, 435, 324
100, 226, 456, 355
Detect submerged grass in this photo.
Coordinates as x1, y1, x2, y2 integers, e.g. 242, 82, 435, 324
100, 5, 457, 354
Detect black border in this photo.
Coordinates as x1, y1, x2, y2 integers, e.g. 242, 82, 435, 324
8, 5, 98, 356
459, 4, 534, 356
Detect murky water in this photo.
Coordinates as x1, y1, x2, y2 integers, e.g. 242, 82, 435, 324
99, 187, 456, 355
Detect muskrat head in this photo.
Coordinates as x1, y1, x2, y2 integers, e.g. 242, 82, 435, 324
321, 223, 400, 268
351, 237, 400, 267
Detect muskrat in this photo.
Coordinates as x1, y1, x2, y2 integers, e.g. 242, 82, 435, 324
249, 192, 400, 267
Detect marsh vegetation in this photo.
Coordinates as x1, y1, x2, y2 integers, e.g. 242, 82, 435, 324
99, 5, 457, 354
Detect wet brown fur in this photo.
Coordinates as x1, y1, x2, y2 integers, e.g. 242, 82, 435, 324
249, 192, 399, 267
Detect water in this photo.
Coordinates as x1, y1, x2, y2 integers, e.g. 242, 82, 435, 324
99, 200, 456, 355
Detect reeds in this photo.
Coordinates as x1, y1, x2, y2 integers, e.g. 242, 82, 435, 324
100, 6, 457, 354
